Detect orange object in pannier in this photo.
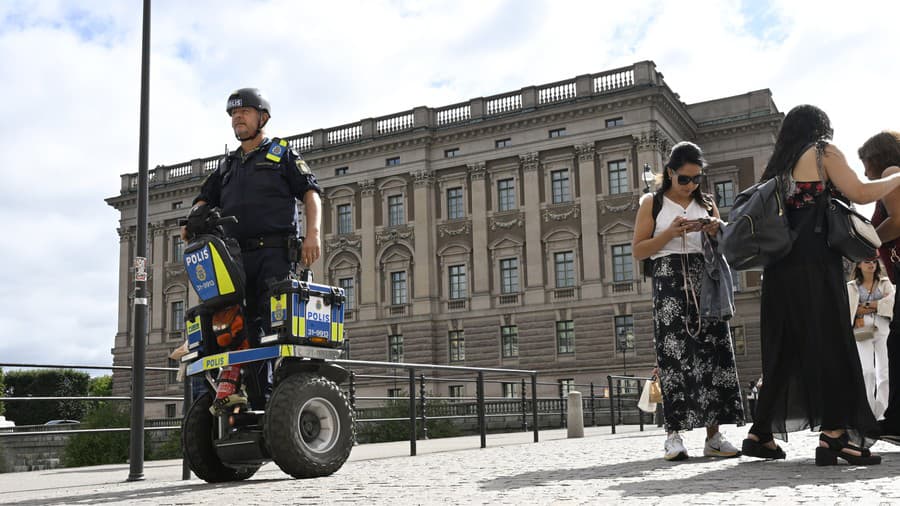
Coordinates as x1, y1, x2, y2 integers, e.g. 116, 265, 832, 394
212, 305, 245, 348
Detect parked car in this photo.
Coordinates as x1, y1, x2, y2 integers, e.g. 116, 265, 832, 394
44, 420, 79, 425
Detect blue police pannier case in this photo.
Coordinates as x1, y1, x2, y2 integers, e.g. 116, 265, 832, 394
183, 235, 246, 308
268, 278, 345, 348
721, 177, 797, 270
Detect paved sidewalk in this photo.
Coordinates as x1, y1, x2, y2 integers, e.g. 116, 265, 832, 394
1, 424, 898, 505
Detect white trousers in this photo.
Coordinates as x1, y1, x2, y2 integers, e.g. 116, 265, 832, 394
855, 316, 891, 420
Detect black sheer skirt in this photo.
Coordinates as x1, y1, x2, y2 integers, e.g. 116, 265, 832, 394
753, 203, 878, 446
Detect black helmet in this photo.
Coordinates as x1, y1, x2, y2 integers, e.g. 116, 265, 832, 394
226, 88, 271, 117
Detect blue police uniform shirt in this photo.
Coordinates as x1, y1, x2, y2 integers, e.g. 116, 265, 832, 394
194, 138, 323, 242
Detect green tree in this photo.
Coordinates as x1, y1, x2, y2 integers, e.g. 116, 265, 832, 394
62, 403, 150, 467
356, 395, 462, 444
3, 370, 90, 425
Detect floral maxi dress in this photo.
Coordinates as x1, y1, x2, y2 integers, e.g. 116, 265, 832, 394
651, 253, 745, 432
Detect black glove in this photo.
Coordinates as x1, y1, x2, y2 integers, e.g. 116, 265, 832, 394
184, 204, 213, 239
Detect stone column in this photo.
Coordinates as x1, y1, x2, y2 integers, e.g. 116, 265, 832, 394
520, 153, 545, 305
576, 144, 603, 298
468, 162, 490, 310
412, 170, 436, 315
358, 180, 377, 320
116, 228, 132, 348
150, 225, 166, 343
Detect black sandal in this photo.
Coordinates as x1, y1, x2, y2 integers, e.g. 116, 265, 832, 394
816, 432, 881, 466
741, 432, 786, 460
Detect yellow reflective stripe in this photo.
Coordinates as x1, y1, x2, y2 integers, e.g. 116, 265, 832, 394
186, 316, 201, 334
293, 315, 305, 337
280, 345, 294, 357
331, 322, 344, 342
209, 243, 235, 295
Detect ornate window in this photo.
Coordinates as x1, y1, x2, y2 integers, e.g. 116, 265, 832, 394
556, 320, 574, 354
500, 258, 519, 294
715, 180, 736, 208
554, 251, 575, 288
339, 277, 354, 310
549, 128, 566, 138
171, 235, 183, 262
336, 204, 352, 235
388, 195, 404, 227
614, 315, 635, 352
497, 178, 516, 212
731, 325, 746, 355
608, 160, 629, 195
449, 330, 465, 362
390, 271, 407, 305
448, 264, 467, 300
551, 169, 572, 203
611, 244, 634, 282
389, 334, 404, 362
501, 325, 519, 358
170, 301, 184, 331
447, 187, 464, 220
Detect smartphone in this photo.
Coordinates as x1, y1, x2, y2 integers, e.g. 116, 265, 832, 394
683, 217, 712, 226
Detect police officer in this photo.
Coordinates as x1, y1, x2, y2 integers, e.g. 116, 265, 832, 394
183, 88, 323, 407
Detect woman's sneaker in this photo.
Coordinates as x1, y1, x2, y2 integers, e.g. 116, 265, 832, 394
664, 432, 689, 461
704, 432, 741, 458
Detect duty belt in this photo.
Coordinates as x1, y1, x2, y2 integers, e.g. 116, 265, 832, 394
240, 235, 291, 251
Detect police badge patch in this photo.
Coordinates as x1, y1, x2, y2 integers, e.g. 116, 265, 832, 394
296, 159, 311, 174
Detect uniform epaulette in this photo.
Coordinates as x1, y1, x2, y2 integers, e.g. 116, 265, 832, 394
266, 138, 289, 163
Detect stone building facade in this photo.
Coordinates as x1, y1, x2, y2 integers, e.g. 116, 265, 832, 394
106, 61, 782, 417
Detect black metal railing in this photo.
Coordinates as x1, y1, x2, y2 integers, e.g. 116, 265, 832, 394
0, 359, 660, 479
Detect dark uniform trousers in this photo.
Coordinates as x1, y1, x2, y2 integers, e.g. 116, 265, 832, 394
192, 138, 323, 409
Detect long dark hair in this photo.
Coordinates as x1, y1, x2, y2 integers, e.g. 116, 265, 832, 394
853, 260, 884, 284
760, 104, 833, 182
858, 131, 900, 176
658, 141, 714, 210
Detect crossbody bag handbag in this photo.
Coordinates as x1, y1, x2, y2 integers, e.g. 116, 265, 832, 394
814, 142, 881, 262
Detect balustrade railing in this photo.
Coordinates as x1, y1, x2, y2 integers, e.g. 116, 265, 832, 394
376, 112, 415, 135
593, 67, 635, 93
327, 123, 363, 145
287, 134, 314, 152
539, 80, 577, 105
121, 62, 662, 189
435, 103, 471, 126
485, 92, 523, 116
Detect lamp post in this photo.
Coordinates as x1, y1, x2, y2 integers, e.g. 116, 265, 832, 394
642, 163, 655, 194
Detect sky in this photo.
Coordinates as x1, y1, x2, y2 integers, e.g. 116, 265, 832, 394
1, 0, 899, 375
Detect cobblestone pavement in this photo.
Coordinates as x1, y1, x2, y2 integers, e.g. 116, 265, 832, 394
1, 424, 899, 505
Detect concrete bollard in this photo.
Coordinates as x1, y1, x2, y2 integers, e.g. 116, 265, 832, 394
567, 391, 584, 438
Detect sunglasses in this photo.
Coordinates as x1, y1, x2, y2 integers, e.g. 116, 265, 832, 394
673, 173, 704, 185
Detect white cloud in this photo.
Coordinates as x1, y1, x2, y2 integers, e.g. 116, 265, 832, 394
0, 0, 898, 374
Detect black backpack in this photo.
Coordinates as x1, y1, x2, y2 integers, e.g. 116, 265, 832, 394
720, 177, 796, 270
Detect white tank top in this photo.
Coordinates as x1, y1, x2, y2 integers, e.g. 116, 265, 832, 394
650, 196, 708, 259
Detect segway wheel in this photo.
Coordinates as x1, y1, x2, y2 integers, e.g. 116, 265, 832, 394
264, 373, 354, 478
183, 393, 260, 483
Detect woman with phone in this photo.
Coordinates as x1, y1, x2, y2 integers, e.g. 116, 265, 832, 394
846, 258, 893, 420
632, 141, 745, 461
